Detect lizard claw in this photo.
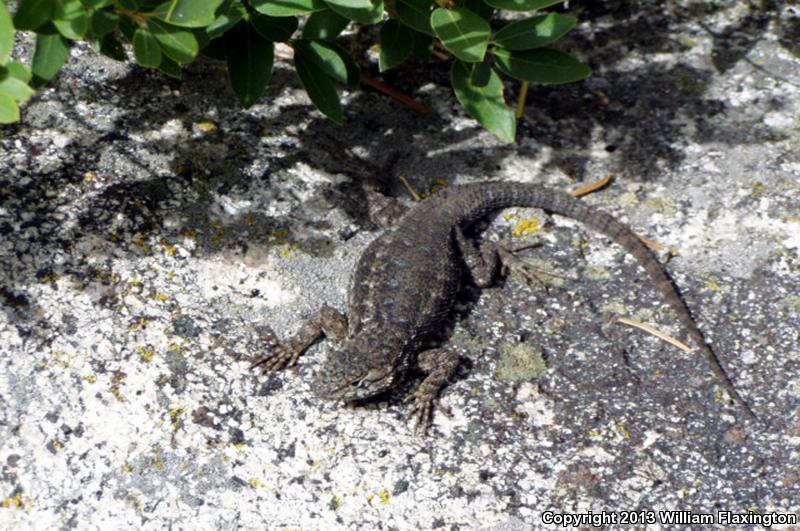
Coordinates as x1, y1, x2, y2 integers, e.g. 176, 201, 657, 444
405, 397, 433, 435
496, 246, 567, 289
250, 343, 302, 373
404, 391, 450, 435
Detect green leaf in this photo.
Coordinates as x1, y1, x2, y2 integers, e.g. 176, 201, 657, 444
52, 0, 89, 40
492, 47, 591, 84
250, 13, 298, 42
451, 60, 515, 142
152, 0, 225, 28
302, 9, 349, 40
225, 22, 274, 107
252, 0, 327, 17
0, 75, 35, 102
192, 25, 210, 49
31, 33, 70, 87
493, 13, 575, 51
294, 42, 343, 122
0, 93, 19, 123
6, 61, 33, 83
88, 8, 120, 38
118, 0, 163, 9
470, 55, 491, 86
395, 0, 433, 36
133, 28, 162, 67
157, 55, 182, 78
457, 0, 492, 21
13, 0, 55, 31
148, 18, 199, 63
200, 37, 226, 59
118, 14, 137, 41
296, 40, 359, 85
431, 8, 490, 63
83, 0, 115, 7
98, 33, 127, 61
323, 0, 383, 25
483, 0, 562, 12
410, 27, 433, 60
0, 2, 14, 65
206, 0, 246, 40
379, 20, 412, 72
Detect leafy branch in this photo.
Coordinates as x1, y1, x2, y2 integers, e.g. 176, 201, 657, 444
0, 0, 591, 140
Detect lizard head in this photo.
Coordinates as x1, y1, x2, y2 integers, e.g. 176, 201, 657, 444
312, 346, 398, 402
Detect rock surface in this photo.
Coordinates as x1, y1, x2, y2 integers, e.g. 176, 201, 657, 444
1, 1, 799, 529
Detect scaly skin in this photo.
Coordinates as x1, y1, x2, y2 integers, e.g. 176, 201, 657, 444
253, 182, 757, 430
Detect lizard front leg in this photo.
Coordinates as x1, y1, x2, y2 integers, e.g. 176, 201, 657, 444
251, 304, 348, 372
405, 348, 460, 433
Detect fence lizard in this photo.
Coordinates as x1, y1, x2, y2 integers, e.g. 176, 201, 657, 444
252, 181, 757, 431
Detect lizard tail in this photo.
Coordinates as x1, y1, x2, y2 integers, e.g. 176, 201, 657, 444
451, 182, 758, 422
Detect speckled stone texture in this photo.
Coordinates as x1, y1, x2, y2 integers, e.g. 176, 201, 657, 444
1, 1, 799, 529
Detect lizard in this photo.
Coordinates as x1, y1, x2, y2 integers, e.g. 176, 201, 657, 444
252, 181, 757, 431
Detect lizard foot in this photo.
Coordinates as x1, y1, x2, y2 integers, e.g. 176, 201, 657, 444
250, 342, 303, 372
404, 391, 452, 435
250, 305, 348, 373
495, 245, 570, 288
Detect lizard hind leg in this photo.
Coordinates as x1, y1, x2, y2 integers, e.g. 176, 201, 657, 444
251, 304, 348, 372
455, 226, 551, 288
405, 348, 460, 434
454, 226, 501, 288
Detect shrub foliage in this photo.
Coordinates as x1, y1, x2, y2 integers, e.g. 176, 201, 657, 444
0, 0, 591, 140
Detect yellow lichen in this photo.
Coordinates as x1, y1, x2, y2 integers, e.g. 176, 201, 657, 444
1, 493, 26, 509
249, 479, 265, 489
110, 373, 127, 402
197, 121, 217, 133
121, 463, 134, 473
129, 318, 148, 330
49, 350, 73, 368
153, 292, 170, 302
750, 181, 768, 198
137, 347, 156, 363
132, 234, 150, 248
160, 240, 178, 256
169, 408, 185, 430
615, 421, 632, 440
332, 495, 342, 511
512, 216, 543, 237
573, 238, 590, 250
378, 490, 390, 504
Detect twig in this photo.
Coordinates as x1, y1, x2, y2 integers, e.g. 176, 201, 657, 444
399, 176, 422, 201
616, 316, 693, 353
516, 81, 530, 119
570, 174, 614, 197
361, 75, 431, 114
